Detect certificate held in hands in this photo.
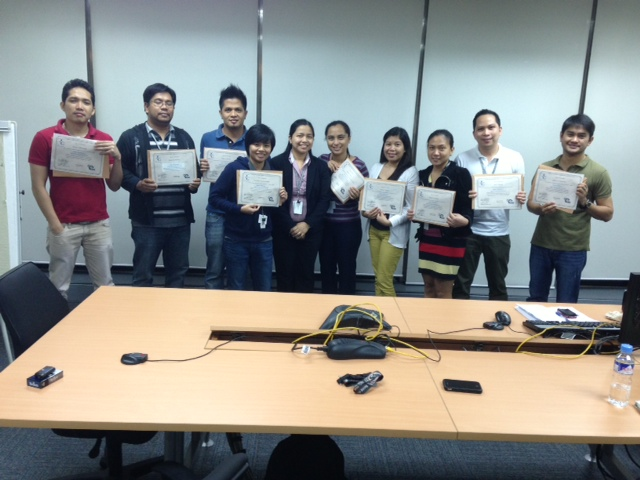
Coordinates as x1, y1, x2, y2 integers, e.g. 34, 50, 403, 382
359, 178, 406, 215
532, 165, 584, 213
412, 186, 455, 227
472, 173, 524, 210
237, 170, 283, 208
51, 133, 109, 178
202, 147, 242, 183
331, 160, 365, 204
147, 149, 198, 185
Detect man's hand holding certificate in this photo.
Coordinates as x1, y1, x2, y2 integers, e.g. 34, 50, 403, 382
51, 133, 109, 178
411, 186, 455, 227
472, 173, 524, 210
532, 165, 584, 212
202, 147, 242, 183
359, 178, 406, 215
236, 170, 283, 208
147, 149, 198, 185
331, 160, 365, 204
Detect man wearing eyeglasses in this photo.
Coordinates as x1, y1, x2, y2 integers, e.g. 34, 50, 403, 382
117, 83, 201, 288
452, 109, 526, 301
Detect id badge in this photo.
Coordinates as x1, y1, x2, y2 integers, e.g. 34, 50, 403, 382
258, 214, 268, 229
293, 199, 304, 215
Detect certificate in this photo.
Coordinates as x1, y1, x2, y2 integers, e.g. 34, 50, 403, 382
359, 178, 406, 215
472, 173, 524, 210
50, 133, 109, 178
236, 170, 283, 207
202, 147, 242, 183
411, 186, 455, 227
331, 160, 365, 204
532, 165, 584, 213
147, 149, 198, 185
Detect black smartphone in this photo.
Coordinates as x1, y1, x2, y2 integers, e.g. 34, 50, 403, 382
557, 308, 577, 318
442, 379, 483, 394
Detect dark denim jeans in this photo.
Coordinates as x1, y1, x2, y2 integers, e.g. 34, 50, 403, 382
223, 237, 273, 291
205, 212, 225, 289
131, 224, 190, 288
527, 244, 587, 303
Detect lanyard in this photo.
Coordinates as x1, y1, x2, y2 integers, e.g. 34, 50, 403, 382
150, 130, 173, 151
480, 157, 499, 175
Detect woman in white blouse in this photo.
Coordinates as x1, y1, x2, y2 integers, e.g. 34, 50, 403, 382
363, 127, 419, 296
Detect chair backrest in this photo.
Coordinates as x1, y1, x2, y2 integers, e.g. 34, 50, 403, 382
0, 262, 70, 358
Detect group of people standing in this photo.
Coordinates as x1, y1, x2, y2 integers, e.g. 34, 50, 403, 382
29, 79, 614, 306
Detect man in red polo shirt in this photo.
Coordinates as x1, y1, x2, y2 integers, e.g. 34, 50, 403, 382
29, 79, 123, 299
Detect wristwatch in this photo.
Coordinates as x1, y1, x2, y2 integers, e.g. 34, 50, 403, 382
584, 200, 593, 209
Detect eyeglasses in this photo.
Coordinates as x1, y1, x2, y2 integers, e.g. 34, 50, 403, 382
150, 99, 174, 108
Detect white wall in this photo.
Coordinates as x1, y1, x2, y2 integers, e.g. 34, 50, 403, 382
0, 0, 637, 286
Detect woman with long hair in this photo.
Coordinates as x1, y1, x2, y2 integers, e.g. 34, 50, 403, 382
270, 119, 332, 293
319, 120, 369, 294
363, 127, 418, 296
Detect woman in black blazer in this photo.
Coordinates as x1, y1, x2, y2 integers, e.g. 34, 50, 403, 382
271, 119, 332, 293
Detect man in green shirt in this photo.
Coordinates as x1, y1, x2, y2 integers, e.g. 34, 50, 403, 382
526, 114, 614, 303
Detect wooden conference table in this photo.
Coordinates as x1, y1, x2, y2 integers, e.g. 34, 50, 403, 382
0, 287, 635, 477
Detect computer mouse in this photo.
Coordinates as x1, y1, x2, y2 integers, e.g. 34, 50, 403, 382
121, 352, 148, 365
325, 338, 387, 360
495, 311, 512, 326
483, 321, 504, 331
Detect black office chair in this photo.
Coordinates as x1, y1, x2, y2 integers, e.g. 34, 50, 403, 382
154, 453, 252, 480
0, 262, 162, 479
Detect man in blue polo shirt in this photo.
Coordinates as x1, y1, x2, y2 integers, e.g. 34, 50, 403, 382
200, 84, 248, 289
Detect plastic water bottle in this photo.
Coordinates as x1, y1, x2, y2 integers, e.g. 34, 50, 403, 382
608, 343, 635, 408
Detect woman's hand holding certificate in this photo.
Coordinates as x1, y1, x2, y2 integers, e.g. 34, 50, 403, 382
236, 170, 283, 208
411, 186, 455, 227
359, 178, 406, 215
330, 160, 365, 204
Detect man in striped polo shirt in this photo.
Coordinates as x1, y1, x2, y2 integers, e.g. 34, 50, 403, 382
118, 83, 201, 288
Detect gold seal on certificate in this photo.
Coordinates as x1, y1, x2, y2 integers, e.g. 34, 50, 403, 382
359, 178, 406, 215
236, 170, 283, 207
331, 160, 365, 204
50, 133, 109, 178
532, 165, 584, 212
147, 149, 198, 185
202, 147, 242, 183
472, 173, 524, 210
411, 186, 455, 227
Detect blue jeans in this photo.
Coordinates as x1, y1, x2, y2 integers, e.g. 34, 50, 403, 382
131, 224, 191, 288
223, 237, 273, 292
528, 244, 587, 303
205, 212, 225, 289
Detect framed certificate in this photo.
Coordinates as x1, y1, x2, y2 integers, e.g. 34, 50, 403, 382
50, 133, 109, 179
147, 149, 198, 185
202, 147, 242, 183
532, 165, 584, 213
236, 170, 283, 207
359, 178, 406, 215
412, 186, 455, 227
330, 160, 365, 204
472, 173, 524, 210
